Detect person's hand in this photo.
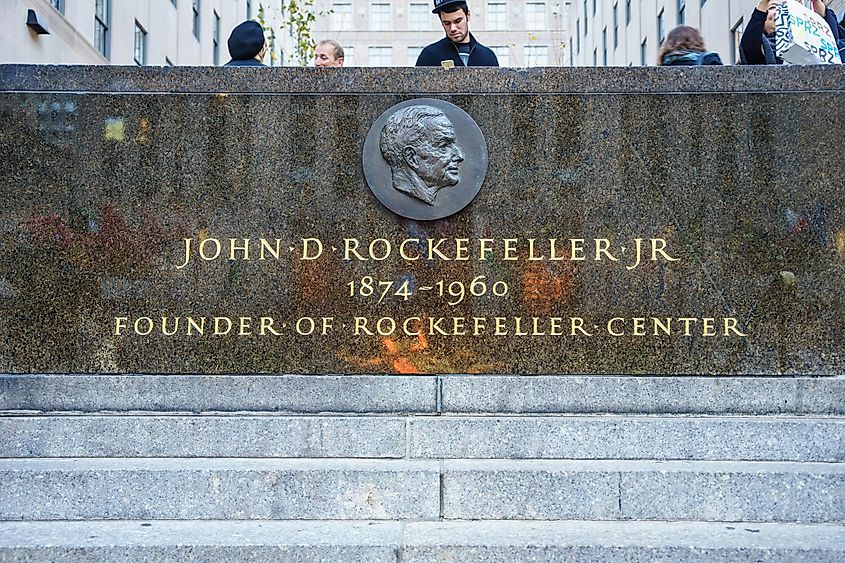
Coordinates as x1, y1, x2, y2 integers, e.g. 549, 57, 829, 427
757, 0, 782, 12
811, 0, 826, 17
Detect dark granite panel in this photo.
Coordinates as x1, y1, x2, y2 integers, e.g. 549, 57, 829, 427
0, 66, 843, 374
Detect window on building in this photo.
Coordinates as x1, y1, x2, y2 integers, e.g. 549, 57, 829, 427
133, 21, 146, 65
613, 3, 618, 48
640, 37, 647, 65
246, 0, 251, 18
677, 0, 685, 25
192, 0, 200, 39
370, 3, 391, 31
171, 0, 177, 7
731, 18, 744, 64
625, 0, 631, 24
592, 0, 596, 15
409, 3, 429, 30
94, 0, 110, 58
602, 27, 607, 65
332, 3, 353, 30
344, 46, 355, 65
407, 46, 423, 65
569, 37, 573, 65
526, 2, 546, 29
583, 0, 588, 35
368, 46, 393, 66
51, 0, 65, 14
657, 9, 665, 46
701, 0, 706, 6
487, 2, 507, 30
491, 45, 509, 66
593, 47, 597, 66
576, 19, 580, 53
213, 11, 220, 65
165, 57, 174, 66
526, 45, 548, 66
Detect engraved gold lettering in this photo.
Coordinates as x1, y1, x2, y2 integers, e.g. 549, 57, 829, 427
429, 317, 449, 335
369, 239, 391, 261
494, 317, 508, 335
454, 239, 470, 261
134, 317, 154, 335
627, 238, 643, 270
176, 238, 192, 270
549, 238, 566, 261
354, 317, 373, 335
532, 317, 546, 336
595, 238, 618, 261
199, 238, 221, 261
296, 317, 315, 335
678, 317, 698, 336
403, 317, 422, 335
653, 317, 671, 335
570, 239, 585, 261
570, 317, 592, 336
528, 239, 545, 261
549, 317, 563, 335
162, 316, 180, 336
514, 317, 529, 336
702, 317, 716, 337
651, 238, 680, 262
724, 318, 748, 336
399, 239, 421, 261
114, 316, 128, 335
260, 317, 281, 336
452, 317, 466, 335
229, 238, 250, 261
259, 239, 282, 260
321, 317, 334, 335
238, 317, 252, 336
214, 317, 232, 335
428, 239, 450, 261
478, 239, 495, 261
607, 317, 624, 336
377, 317, 396, 336
344, 238, 366, 261
301, 238, 323, 260
503, 239, 518, 261
187, 317, 205, 336
472, 317, 486, 335
632, 317, 646, 336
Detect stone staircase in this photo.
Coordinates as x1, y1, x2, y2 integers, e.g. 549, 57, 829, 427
0, 375, 843, 561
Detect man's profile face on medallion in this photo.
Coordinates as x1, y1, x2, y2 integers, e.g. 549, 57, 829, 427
379, 105, 465, 206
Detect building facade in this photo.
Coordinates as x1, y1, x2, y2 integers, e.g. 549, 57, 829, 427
567, 0, 845, 67
1, 0, 287, 66
311, 0, 570, 66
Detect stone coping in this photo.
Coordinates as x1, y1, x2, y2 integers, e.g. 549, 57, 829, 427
2, 64, 845, 94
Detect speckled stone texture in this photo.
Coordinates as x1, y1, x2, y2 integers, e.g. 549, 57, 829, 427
1, 64, 844, 374
2, 520, 844, 562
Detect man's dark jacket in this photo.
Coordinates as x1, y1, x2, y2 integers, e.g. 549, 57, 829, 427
223, 58, 267, 67
415, 33, 498, 67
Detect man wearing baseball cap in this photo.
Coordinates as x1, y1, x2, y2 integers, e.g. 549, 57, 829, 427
223, 21, 268, 67
415, 0, 499, 67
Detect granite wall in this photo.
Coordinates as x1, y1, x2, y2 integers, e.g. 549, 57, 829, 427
1, 65, 843, 375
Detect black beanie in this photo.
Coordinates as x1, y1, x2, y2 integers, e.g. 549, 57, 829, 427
228, 21, 265, 60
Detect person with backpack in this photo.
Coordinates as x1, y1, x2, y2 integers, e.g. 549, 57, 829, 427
658, 26, 723, 66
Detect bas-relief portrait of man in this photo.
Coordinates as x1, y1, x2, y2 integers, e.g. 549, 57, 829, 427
378, 105, 465, 206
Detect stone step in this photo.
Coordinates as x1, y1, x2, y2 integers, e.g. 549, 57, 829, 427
1, 414, 842, 462
1, 520, 844, 562
0, 459, 842, 523
2, 375, 843, 415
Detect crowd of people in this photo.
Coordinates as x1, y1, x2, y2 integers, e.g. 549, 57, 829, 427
223, 0, 845, 68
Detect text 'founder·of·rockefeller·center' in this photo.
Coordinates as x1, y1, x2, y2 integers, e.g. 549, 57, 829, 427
416, 0, 499, 67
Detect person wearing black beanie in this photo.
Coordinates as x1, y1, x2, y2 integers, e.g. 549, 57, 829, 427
224, 21, 267, 67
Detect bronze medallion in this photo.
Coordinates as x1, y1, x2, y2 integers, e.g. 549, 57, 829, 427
362, 98, 488, 221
